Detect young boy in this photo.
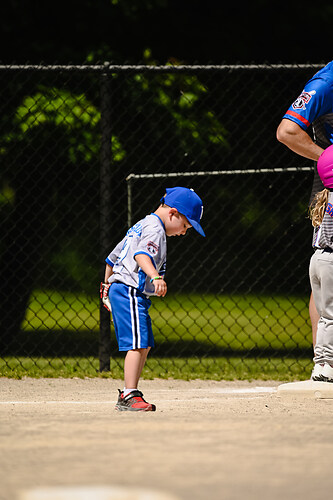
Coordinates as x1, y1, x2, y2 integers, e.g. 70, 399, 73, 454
100, 187, 205, 411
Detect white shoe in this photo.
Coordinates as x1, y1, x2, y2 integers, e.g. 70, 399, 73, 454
311, 363, 325, 381
321, 363, 333, 382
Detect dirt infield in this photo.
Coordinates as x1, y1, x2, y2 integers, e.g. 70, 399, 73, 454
1, 377, 333, 500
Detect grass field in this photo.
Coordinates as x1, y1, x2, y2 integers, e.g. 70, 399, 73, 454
0, 289, 314, 380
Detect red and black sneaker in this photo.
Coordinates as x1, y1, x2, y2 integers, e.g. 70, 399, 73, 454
115, 389, 156, 412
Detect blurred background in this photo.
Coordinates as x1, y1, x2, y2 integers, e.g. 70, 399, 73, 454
0, 1, 331, 379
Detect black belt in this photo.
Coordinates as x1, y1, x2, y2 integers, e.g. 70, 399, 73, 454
315, 247, 333, 253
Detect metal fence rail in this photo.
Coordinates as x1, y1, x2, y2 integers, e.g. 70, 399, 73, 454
0, 63, 323, 376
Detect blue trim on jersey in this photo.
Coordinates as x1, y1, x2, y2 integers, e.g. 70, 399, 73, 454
133, 251, 156, 266
105, 257, 114, 267
151, 212, 165, 230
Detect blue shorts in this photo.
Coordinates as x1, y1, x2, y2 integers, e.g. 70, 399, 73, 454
109, 282, 154, 351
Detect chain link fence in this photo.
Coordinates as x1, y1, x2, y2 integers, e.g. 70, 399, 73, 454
0, 63, 324, 378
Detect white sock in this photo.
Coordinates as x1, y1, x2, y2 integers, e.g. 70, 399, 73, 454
123, 388, 136, 397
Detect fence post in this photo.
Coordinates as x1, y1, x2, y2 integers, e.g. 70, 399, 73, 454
127, 175, 133, 228
99, 65, 112, 372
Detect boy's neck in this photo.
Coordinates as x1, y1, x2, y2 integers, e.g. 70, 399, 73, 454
153, 206, 168, 226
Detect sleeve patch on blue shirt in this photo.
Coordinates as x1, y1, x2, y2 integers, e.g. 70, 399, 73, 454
292, 90, 316, 111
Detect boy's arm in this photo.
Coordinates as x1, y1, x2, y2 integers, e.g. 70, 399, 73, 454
104, 263, 114, 283
135, 253, 167, 297
104, 236, 126, 276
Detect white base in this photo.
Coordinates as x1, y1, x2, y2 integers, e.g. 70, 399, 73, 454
19, 486, 179, 500
277, 380, 333, 399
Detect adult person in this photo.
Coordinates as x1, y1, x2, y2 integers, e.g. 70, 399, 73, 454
276, 61, 333, 349
308, 145, 333, 381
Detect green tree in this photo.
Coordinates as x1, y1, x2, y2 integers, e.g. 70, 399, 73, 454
0, 64, 229, 345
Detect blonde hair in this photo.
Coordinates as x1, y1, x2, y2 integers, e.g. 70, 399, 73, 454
309, 188, 329, 227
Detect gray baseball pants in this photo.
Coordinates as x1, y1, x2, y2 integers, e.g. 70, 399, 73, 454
309, 248, 333, 365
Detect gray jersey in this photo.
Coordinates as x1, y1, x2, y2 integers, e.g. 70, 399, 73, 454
106, 213, 167, 296
313, 191, 333, 250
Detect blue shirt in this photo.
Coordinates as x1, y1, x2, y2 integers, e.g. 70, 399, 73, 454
283, 61, 333, 148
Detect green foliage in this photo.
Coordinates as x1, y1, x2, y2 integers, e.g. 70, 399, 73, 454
5, 86, 125, 164
0, 182, 15, 207
15, 90, 100, 131
2, 64, 227, 170
129, 52, 229, 154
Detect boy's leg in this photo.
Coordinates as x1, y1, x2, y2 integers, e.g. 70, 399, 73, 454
137, 346, 151, 386
110, 283, 155, 411
124, 347, 150, 389
115, 347, 155, 411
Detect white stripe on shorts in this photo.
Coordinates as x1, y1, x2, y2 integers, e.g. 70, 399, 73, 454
134, 291, 141, 349
128, 287, 140, 349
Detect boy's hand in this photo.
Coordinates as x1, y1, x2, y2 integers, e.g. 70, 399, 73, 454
100, 282, 112, 313
152, 277, 167, 297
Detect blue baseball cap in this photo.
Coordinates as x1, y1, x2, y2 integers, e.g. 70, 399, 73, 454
160, 187, 205, 237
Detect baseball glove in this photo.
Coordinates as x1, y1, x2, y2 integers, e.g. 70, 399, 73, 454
100, 282, 112, 313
